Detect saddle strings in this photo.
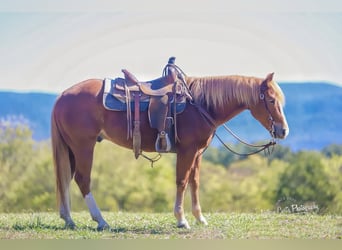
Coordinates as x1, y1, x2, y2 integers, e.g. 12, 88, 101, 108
124, 82, 133, 139
139, 152, 162, 168
169, 64, 194, 101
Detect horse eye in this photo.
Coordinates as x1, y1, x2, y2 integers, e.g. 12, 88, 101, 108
269, 99, 276, 105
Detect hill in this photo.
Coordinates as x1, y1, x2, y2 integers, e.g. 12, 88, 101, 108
0, 92, 57, 140
0, 82, 341, 150
216, 82, 342, 150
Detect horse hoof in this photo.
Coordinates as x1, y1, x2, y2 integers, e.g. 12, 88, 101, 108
177, 220, 190, 229
65, 221, 76, 230
197, 216, 208, 226
97, 222, 110, 231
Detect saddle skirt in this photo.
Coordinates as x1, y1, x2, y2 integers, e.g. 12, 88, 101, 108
103, 78, 187, 113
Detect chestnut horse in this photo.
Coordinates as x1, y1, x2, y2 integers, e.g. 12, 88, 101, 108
51, 72, 288, 230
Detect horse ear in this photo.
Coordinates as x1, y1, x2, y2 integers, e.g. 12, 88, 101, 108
260, 72, 274, 95
265, 72, 274, 82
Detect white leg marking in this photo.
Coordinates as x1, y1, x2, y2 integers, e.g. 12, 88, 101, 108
192, 205, 208, 225
85, 192, 109, 230
174, 205, 190, 229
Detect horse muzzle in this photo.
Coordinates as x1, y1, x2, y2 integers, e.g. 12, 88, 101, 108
272, 123, 289, 139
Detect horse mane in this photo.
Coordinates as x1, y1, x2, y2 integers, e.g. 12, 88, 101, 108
186, 75, 285, 109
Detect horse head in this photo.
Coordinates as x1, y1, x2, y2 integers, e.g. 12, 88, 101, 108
250, 73, 289, 139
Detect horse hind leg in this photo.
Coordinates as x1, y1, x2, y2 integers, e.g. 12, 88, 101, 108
58, 151, 76, 230
51, 116, 76, 229
73, 147, 110, 231
83, 192, 110, 231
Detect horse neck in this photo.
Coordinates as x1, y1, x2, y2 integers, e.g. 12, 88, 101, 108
187, 75, 260, 126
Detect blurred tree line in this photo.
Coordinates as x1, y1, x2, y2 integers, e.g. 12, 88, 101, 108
1, 123, 342, 214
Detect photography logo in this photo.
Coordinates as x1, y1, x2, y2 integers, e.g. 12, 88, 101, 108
276, 196, 319, 214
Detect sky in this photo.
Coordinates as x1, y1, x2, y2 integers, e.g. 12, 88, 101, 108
0, 0, 341, 93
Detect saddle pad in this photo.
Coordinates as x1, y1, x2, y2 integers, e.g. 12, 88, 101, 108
102, 78, 186, 113
103, 78, 148, 111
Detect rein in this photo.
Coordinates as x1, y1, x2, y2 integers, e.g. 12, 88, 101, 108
194, 102, 276, 157
215, 125, 276, 156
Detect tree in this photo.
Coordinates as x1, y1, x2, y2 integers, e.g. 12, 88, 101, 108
275, 151, 335, 213
203, 146, 239, 167
8, 141, 55, 211
1, 120, 342, 214
267, 144, 293, 162
322, 144, 342, 157
81, 141, 176, 212
0, 124, 32, 210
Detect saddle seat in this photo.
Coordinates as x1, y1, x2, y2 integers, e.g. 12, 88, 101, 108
121, 68, 177, 96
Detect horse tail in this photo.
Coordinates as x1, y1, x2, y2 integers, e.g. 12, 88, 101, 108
51, 103, 73, 214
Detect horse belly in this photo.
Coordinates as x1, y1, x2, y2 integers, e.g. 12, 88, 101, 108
102, 110, 157, 152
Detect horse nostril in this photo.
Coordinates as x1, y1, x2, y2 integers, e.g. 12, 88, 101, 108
282, 128, 289, 137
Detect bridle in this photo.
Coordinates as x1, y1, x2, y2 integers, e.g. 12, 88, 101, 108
260, 80, 276, 138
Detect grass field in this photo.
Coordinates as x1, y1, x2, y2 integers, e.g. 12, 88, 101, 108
0, 211, 341, 239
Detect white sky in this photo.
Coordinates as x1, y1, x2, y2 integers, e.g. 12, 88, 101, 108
0, 0, 342, 93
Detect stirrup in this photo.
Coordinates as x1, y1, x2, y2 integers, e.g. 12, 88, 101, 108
155, 131, 171, 152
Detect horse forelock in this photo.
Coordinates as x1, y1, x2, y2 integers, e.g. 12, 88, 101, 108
269, 80, 286, 106
188, 75, 261, 109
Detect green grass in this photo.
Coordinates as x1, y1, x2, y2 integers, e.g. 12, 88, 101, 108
0, 212, 341, 239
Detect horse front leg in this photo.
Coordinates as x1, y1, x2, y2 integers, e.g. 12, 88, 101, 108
189, 154, 208, 225
174, 181, 190, 229
174, 148, 197, 229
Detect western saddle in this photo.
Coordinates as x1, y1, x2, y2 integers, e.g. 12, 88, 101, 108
119, 57, 191, 158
